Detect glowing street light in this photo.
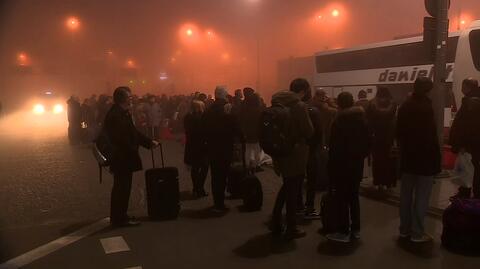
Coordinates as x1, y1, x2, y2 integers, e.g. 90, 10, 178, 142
17, 52, 29, 66
66, 16, 80, 31
332, 9, 340, 17
186, 28, 194, 37
126, 59, 136, 68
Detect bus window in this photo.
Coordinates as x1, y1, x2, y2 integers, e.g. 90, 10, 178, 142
470, 30, 480, 71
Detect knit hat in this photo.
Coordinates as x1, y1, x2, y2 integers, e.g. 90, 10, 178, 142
215, 86, 228, 100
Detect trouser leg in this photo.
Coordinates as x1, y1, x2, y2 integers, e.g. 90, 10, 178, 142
286, 175, 303, 230
412, 175, 434, 237
306, 150, 318, 209
399, 173, 416, 235
191, 165, 200, 193
110, 171, 133, 223
350, 180, 361, 232
198, 163, 209, 193
210, 160, 229, 208
272, 184, 286, 224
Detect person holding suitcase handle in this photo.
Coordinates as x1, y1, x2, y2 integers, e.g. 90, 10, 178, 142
104, 87, 159, 227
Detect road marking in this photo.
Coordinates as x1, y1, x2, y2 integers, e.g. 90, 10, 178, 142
100, 236, 130, 254
0, 218, 111, 269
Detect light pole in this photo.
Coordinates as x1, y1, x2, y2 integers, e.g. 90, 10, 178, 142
65, 16, 80, 94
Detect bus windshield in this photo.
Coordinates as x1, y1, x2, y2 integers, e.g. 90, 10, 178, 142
470, 30, 480, 71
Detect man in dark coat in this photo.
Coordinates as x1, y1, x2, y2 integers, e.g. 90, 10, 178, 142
104, 86, 158, 227
326, 92, 370, 243
203, 86, 244, 212
449, 78, 480, 198
397, 77, 441, 243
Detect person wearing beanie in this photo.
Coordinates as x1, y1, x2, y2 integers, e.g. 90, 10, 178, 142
203, 86, 244, 213
396, 77, 441, 243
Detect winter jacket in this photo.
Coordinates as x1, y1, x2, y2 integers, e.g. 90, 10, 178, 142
184, 112, 208, 166
239, 95, 264, 143
396, 94, 441, 176
271, 91, 314, 178
328, 106, 370, 186
203, 99, 244, 163
104, 104, 153, 173
449, 96, 480, 156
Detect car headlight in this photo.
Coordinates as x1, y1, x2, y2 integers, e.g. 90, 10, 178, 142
53, 104, 64, 114
33, 104, 45, 114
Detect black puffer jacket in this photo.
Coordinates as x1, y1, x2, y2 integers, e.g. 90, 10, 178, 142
328, 106, 370, 186
203, 99, 244, 162
450, 96, 480, 155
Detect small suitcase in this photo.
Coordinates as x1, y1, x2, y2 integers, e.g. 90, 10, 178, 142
442, 198, 480, 252
242, 172, 263, 211
145, 144, 180, 220
320, 190, 340, 234
227, 165, 246, 199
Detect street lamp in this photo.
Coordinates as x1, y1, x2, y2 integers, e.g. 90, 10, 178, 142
17, 52, 29, 66
66, 16, 80, 31
332, 9, 340, 17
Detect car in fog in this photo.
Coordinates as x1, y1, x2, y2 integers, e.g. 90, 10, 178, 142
31, 91, 65, 115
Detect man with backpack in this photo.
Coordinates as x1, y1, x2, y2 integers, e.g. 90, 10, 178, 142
104, 87, 159, 227
264, 78, 314, 240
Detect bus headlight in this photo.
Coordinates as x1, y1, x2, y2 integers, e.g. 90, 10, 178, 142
33, 104, 45, 114
53, 104, 64, 114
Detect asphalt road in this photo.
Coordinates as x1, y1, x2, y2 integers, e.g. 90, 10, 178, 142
0, 111, 165, 263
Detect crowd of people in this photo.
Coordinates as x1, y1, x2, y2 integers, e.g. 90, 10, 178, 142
70, 75, 480, 244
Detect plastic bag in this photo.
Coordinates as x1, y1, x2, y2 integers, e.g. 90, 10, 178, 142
453, 152, 474, 188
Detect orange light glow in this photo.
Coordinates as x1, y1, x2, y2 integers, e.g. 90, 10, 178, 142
179, 23, 201, 45
126, 59, 136, 68
332, 9, 340, 17
66, 16, 80, 31
186, 29, 193, 36
17, 52, 29, 66
221, 53, 231, 61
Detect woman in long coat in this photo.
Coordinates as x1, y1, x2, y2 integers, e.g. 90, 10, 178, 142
184, 100, 209, 198
366, 87, 398, 190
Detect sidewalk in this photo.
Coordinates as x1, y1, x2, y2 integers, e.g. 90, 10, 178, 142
19, 170, 479, 268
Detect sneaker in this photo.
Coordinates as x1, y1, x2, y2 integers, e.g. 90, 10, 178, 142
284, 228, 307, 240
211, 206, 229, 213
399, 232, 410, 239
326, 233, 351, 243
268, 223, 284, 236
351, 231, 361, 240
410, 234, 433, 243
304, 210, 321, 220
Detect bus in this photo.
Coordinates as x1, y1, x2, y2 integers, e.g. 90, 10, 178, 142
313, 20, 480, 120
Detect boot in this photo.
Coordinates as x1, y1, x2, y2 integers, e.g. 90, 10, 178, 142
450, 187, 472, 201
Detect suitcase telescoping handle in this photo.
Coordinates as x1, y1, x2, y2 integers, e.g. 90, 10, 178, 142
151, 143, 165, 169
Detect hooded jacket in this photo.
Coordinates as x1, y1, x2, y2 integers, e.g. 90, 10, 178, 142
271, 91, 314, 178
450, 96, 480, 155
328, 106, 370, 184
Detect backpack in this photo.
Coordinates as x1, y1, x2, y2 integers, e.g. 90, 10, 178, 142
92, 128, 113, 183
259, 104, 295, 157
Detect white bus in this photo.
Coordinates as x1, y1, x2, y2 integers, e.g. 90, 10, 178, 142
314, 20, 480, 117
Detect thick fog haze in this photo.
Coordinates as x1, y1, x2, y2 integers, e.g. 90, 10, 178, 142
1, 0, 480, 110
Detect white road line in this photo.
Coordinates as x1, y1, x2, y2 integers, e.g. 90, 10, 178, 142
100, 236, 130, 254
0, 218, 111, 269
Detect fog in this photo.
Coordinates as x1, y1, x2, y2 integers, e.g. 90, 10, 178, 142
1, 0, 480, 110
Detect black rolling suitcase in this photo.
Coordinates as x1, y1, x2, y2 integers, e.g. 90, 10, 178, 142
242, 171, 263, 211
145, 144, 180, 220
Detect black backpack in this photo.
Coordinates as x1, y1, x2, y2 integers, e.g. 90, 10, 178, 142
259, 104, 295, 157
